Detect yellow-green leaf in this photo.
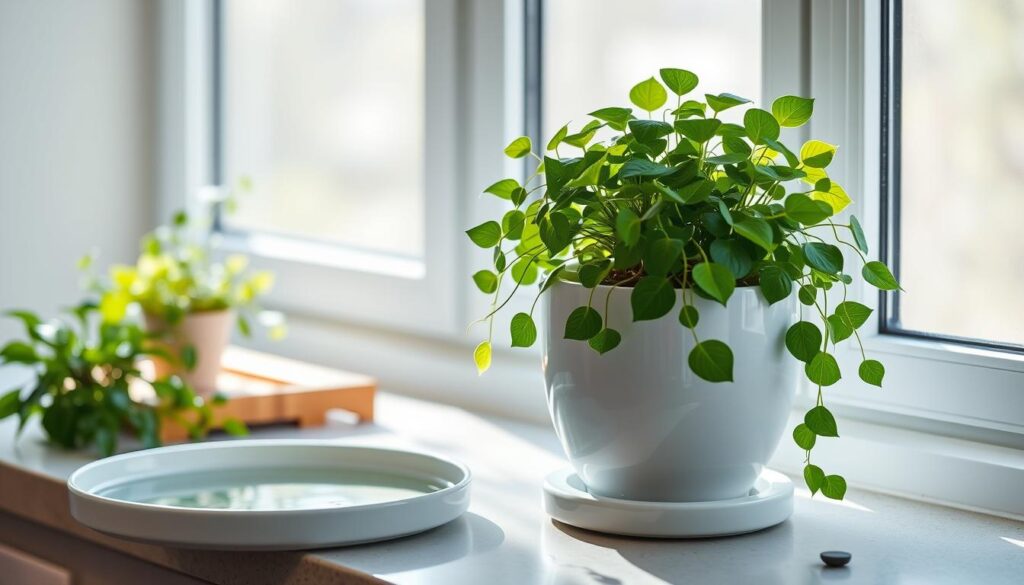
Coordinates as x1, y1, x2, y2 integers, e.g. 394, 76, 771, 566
800, 140, 837, 168
629, 77, 668, 112
810, 181, 851, 214
474, 341, 492, 375
504, 136, 532, 159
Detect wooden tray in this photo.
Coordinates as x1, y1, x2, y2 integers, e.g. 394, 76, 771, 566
141, 347, 377, 442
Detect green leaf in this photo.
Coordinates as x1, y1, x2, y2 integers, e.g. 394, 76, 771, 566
759, 264, 793, 304
565, 306, 602, 340
567, 154, 608, 187
484, 178, 521, 200
504, 136, 532, 159
674, 118, 722, 143
859, 359, 885, 387
771, 95, 814, 127
0, 389, 20, 420
733, 218, 774, 251
473, 270, 498, 293
643, 238, 684, 276
743, 108, 780, 144
806, 352, 842, 386
630, 276, 676, 321
804, 405, 839, 437
798, 284, 817, 306
676, 178, 714, 203
502, 210, 526, 240
547, 124, 569, 151
589, 107, 633, 131
510, 313, 538, 348
539, 265, 567, 295
539, 213, 573, 255
0, 341, 37, 364
786, 321, 822, 363
589, 328, 622, 354
616, 209, 641, 247
710, 239, 753, 279
862, 261, 900, 290
628, 119, 673, 143
804, 464, 826, 495
222, 418, 248, 437
800, 140, 837, 168
705, 152, 749, 165
659, 68, 699, 96
821, 475, 848, 500
618, 158, 674, 179
474, 341, 492, 374
803, 242, 844, 274
563, 120, 602, 148
688, 340, 734, 382
679, 305, 699, 328
706, 92, 751, 112
793, 423, 817, 450
579, 260, 611, 288
850, 215, 869, 254
629, 77, 668, 112
511, 258, 538, 285
826, 315, 854, 343
692, 262, 735, 306
181, 345, 197, 371
466, 221, 502, 248
835, 301, 872, 329
785, 193, 833, 225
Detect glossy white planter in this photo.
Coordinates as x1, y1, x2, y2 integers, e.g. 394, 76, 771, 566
543, 281, 798, 502
144, 310, 233, 396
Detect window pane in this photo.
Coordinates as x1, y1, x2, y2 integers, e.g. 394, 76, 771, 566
895, 0, 1024, 346
221, 0, 424, 258
542, 0, 762, 140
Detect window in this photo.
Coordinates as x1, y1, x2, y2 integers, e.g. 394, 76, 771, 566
218, 0, 425, 259
882, 0, 1024, 350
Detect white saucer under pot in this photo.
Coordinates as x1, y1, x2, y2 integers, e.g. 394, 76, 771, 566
543, 468, 794, 538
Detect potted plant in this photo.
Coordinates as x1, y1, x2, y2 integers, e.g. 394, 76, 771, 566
468, 68, 899, 501
89, 201, 285, 396
0, 302, 243, 456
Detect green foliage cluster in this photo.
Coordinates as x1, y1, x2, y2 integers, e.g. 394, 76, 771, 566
467, 68, 901, 499
82, 200, 285, 339
0, 303, 245, 456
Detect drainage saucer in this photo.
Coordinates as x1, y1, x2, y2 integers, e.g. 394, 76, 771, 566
543, 468, 793, 538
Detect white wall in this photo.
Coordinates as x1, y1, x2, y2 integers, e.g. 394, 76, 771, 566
0, 0, 154, 338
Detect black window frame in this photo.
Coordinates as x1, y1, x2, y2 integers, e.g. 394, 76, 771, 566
878, 0, 1024, 354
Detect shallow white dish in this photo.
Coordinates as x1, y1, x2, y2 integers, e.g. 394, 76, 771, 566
543, 468, 793, 538
68, 440, 471, 550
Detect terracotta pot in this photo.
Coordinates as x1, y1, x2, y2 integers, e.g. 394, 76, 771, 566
543, 281, 798, 502
143, 310, 233, 397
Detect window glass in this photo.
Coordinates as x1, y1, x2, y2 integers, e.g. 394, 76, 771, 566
542, 0, 762, 139
220, 0, 424, 258
894, 0, 1024, 345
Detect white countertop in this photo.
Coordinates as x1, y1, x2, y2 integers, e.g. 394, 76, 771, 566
2, 392, 1023, 584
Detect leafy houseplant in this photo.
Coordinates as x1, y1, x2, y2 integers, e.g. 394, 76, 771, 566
467, 68, 900, 499
0, 303, 243, 456
87, 202, 285, 394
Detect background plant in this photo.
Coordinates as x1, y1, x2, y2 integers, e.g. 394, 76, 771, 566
84, 181, 286, 338
467, 67, 901, 499
0, 303, 245, 456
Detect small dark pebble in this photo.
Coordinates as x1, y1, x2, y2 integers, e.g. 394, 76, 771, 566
820, 551, 852, 567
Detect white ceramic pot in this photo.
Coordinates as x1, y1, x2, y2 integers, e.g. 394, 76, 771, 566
144, 309, 233, 397
543, 281, 798, 502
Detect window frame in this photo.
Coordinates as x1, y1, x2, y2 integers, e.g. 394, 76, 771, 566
805, 0, 1024, 446
163, 0, 467, 337
877, 0, 1024, 356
